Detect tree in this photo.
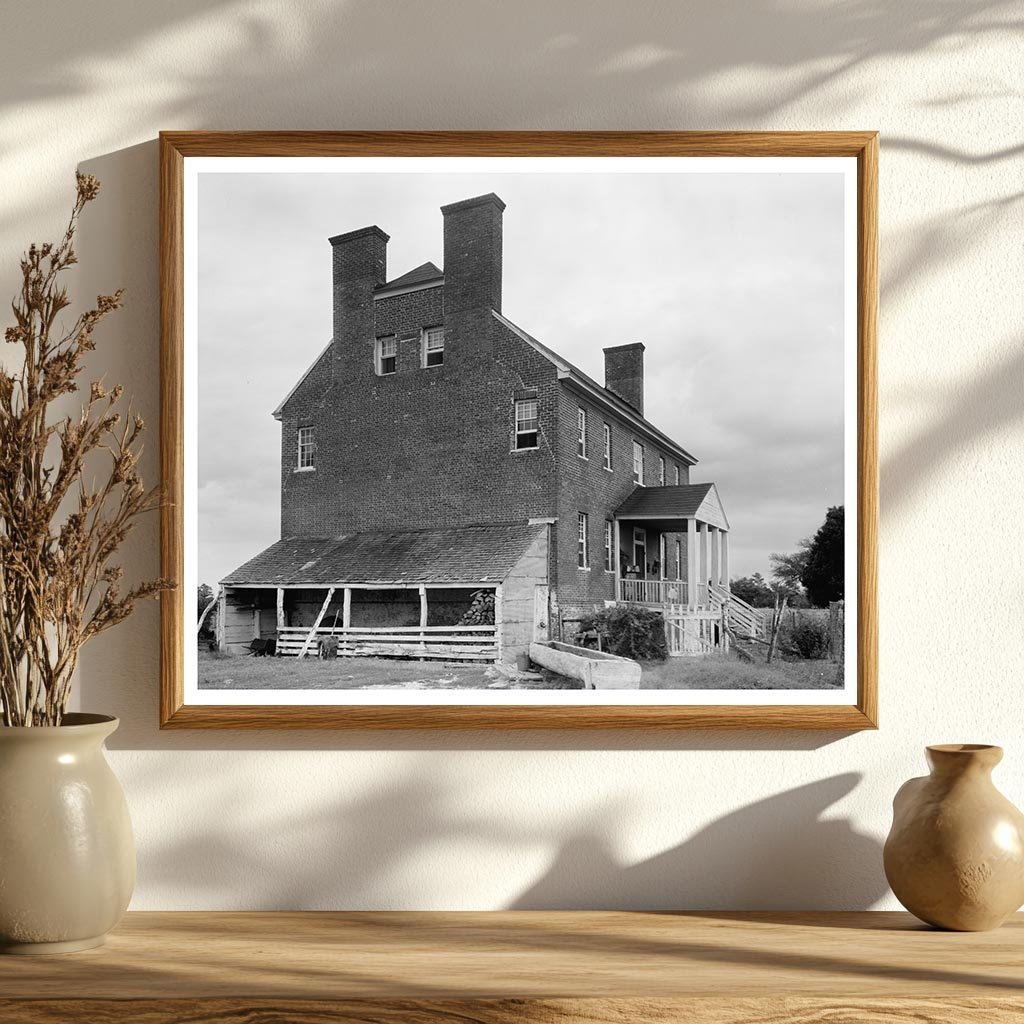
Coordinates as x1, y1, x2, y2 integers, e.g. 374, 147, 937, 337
197, 584, 218, 641
769, 545, 810, 591
729, 573, 776, 607
801, 506, 845, 607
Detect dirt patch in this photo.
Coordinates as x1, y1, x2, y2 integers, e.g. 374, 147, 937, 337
197, 650, 580, 691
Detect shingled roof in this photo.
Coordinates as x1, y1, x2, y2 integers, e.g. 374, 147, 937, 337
221, 523, 545, 587
615, 483, 729, 529
375, 261, 444, 293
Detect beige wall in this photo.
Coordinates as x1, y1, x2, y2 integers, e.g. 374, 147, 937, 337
1, 1, 1020, 910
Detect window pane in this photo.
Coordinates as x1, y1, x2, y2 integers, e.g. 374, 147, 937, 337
378, 336, 397, 375
516, 399, 538, 431
424, 328, 444, 367
297, 426, 315, 468
515, 399, 539, 449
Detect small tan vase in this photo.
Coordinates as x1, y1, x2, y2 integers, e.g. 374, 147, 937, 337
884, 744, 1024, 931
0, 713, 135, 954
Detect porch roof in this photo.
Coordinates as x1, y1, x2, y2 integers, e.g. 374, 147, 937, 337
614, 483, 730, 530
220, 523, 546, 587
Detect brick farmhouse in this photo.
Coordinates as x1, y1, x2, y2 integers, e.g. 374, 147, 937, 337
218, 193, 747, 662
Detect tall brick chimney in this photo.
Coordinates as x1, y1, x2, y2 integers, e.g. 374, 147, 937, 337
603, 343, 646, 415
441, 193, 505, 314
328, 225, 388, 375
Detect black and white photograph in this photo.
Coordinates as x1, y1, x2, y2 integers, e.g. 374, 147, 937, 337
178, 150, 863, 711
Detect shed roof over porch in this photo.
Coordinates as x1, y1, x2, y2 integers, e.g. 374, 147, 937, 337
614, 483, 729, 531
221, 523, 547, 587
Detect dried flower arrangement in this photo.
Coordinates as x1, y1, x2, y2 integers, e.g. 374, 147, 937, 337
0, 174, 173, 726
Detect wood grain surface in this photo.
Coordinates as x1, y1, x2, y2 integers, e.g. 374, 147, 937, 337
1, 911, 1021, 1022
159, 131, 879, 731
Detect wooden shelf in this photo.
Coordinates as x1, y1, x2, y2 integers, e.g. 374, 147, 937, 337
2, 911, 1023, 1022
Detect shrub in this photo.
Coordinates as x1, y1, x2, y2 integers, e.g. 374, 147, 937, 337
578, 606, 667, 662
784, 618, 829, 660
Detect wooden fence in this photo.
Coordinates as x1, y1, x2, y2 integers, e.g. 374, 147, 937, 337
274, 625, 498, 662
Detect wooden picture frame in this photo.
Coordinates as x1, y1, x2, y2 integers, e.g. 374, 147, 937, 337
160, 131, 877, 729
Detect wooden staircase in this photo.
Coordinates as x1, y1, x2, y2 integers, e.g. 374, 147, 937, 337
709, 583, 766, 641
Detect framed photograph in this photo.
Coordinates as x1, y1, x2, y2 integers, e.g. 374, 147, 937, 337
160, 131, 877, 729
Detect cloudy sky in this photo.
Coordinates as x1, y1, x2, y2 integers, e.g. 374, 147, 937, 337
197, 164, 847, 588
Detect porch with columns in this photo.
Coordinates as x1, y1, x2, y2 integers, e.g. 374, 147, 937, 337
613, 517, 730, 611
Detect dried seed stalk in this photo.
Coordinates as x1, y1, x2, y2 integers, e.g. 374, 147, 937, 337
0, 174, 174, 726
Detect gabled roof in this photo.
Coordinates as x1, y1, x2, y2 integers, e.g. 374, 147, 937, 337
615, 483, 729, 530
493, 310, 698, 467
374, 261, 444, 297
272, 341, 332, 421
221, 523, 546, 587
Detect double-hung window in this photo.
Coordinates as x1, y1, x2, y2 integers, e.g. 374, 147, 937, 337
674, 463, 681, 486
604, 520, 614, 572
514, 398, 539, 450
578, 512, 589, 569
297, 426, 316, 470
577, 408, 587, 458
675, 540, 683, 580
422, 327, 444, 367
633, 441, 644, 485
658, 456, 666, 486
603, 423, 612, 470
376, 335, 397, 375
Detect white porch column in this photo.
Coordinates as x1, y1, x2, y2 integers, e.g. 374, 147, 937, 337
419, 585, 428, 627
698, 522, 709, 607
276, 588, 285, 630
342, 587, 352, 629
614, 520, 622, 601
686, 519, 698, 612
721, 532, 730, 592
710, 527, 720, 589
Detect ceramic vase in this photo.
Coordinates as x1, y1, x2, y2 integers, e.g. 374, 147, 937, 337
884, 744, 1024, 931
0, 713, 135, 954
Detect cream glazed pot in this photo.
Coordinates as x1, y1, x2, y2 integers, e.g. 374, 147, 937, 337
884, 744, 1024, 931
0, 713, 135, 953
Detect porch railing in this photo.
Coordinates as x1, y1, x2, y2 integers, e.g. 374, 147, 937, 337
620, 579, 714, 607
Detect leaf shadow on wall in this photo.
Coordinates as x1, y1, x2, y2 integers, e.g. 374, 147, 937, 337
131, 758, 885, 911
509, 773, 887, 910
59, 0, 1020, 756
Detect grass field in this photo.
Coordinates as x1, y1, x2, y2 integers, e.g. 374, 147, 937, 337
198, 648, 839, 691
638, 653, 842, 690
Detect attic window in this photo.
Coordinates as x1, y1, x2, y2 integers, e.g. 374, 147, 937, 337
422, 327, 444, 367
514, 398, 539, 450
376, 335, 397, 375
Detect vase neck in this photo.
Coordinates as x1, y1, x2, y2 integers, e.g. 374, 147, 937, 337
926, 743, 1002, 778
